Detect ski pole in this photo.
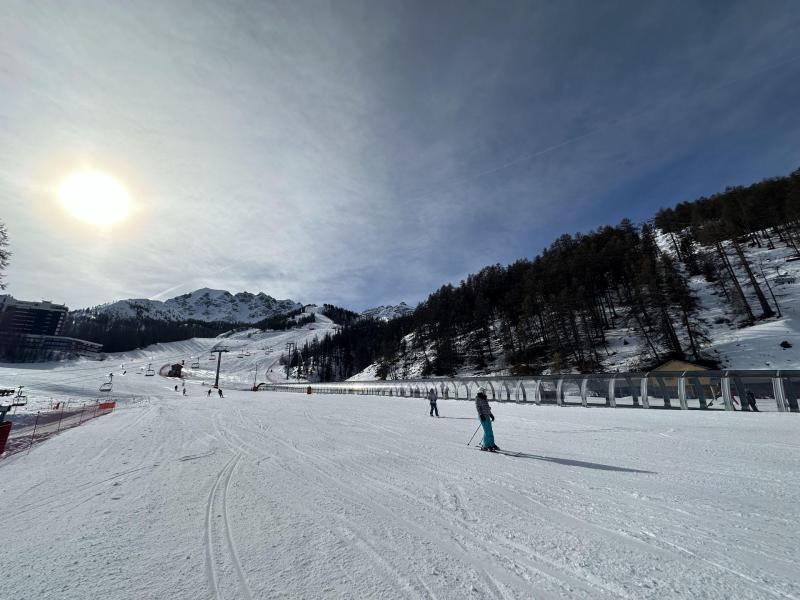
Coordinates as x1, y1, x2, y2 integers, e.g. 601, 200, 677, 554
467, 423, 481, 446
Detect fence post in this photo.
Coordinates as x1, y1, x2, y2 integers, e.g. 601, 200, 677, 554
27, 412, 40, 454
608, 378, 616, 408
678, 373, 688, 410
772, 374, 787, 412
57, 403, 66, 432
721, 373, 734, 411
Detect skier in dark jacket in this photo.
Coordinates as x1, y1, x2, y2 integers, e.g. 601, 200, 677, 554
475, 388, 498, 451
744, 389, 759, 412
427, 388, 439, 417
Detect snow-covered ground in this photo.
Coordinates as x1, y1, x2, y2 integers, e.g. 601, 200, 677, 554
2, 356, 799, 599
0, 313, 338, 414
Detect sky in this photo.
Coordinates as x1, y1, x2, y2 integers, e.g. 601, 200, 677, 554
2, 0, 800, 312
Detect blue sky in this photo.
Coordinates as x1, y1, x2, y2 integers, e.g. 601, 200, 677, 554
2, 0, 800, 311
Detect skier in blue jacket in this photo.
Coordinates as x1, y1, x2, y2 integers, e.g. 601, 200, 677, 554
475, 388, 498, 451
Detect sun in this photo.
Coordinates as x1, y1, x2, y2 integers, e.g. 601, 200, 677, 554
59, 170, 131, 226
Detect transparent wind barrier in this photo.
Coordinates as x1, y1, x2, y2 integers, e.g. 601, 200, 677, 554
585, 377, 612, 406
612, 376, 644, 407
560, 379, 583, 406
645, 375, 681, 409
781, 376, 800, 412
683, 374, 724, 410
730, 376, 779, 412
539, 379, 558, 404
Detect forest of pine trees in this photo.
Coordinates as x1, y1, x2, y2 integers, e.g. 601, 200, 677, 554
300, 167, 800, 381
61, 314, 235, 353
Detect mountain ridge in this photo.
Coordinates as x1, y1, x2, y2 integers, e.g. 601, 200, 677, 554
73, 288, 302, 324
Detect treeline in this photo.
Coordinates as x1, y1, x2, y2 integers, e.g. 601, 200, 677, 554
256, 308, 314, 331
655, 168, 800, 324
320, 304, 360, 326
62, 314, 235, 353
301, 166, 800, 380
283, 309, 413, 381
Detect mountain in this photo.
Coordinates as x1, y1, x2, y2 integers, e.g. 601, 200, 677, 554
74, 288, 302, 324
361, 303, 414, 321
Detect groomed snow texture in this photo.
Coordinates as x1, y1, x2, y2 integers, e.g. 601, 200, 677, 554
2, 371, 799, 599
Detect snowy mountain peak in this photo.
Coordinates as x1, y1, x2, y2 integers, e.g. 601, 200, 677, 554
74, 289, 302, 324
361, 302, 414, 321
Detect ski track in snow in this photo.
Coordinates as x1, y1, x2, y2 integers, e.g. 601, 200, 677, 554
2, 343, 800, 599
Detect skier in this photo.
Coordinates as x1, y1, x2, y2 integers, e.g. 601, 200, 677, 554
207, 388, 212, 397
744, 389, 760, 412
427, 388, 439, 417
182, 387, 187, 396
218, 388, 224, 398
174, 384, 178, 392
475, 388, 498, 451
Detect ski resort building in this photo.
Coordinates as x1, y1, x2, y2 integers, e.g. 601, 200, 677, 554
0, 294, 102, 361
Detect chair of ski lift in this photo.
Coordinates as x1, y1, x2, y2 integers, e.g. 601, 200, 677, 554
191, 359, 201, 368
99, 381, 113, 392
145, 364, 156, 377
245, 350, 251, 357
14, 387, 28, 406
237, 352, 245, 359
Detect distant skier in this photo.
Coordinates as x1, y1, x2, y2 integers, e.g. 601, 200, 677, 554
744, 389, 760, 412
475, 388, 498, 451
182, 387, 187, 396
218, 388, 224, 398
427, 388, 439, 417
207, 388, 212, 397
174, 384, 178, 392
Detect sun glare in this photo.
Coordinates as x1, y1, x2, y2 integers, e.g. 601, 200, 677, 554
59, 170, 131, 226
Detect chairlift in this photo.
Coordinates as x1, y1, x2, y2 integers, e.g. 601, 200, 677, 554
237, 352, 245, 359
191, 358, 201, 368
13, 386, 27, 406
99, 381, 113, 392
245, 350, 251, 357
145, 363, 155, 377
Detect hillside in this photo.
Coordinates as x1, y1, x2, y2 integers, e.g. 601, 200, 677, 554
291, 167, 800, 381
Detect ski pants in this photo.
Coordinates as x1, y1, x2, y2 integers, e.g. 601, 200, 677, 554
480, 417, 495, 447
429, 402, 438, 417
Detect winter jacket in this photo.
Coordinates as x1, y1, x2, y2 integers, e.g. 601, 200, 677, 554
427, 390, 437, 404
475, 395, 493, 420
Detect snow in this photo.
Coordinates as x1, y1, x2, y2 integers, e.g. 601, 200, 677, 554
2, 356, 800, 599
1, 314, 338, 415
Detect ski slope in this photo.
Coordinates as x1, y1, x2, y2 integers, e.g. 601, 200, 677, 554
2, 357, 799, 599
0, 313, 338, 414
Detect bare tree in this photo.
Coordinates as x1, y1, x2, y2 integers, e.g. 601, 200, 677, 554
0, 221, 10, 290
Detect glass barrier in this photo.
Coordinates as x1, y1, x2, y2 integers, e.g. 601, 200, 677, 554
560, 378, 583, 406
646, 374, 681, 409
781, 376, 800, 412
730, 376, 778, 412
539, 379, 558, 404
613, 376, 643, 408
683, 374, 723, 410
585, 377, 611, 406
